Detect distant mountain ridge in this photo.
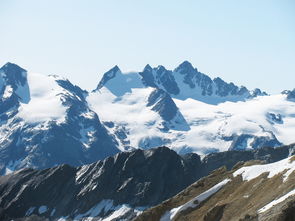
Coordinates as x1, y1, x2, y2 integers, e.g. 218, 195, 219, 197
0, 61, 294, 174
96, 61, 267, 104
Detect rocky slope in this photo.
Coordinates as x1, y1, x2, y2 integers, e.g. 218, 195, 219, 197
0, 144, 294, 221
136, 153, 295, 221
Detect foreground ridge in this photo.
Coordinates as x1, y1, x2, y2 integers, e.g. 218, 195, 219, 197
0, 144, 294, 220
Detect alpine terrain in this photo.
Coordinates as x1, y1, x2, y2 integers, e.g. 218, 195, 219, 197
1, 61, 295, 174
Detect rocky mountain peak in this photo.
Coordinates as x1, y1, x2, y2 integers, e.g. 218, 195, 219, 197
0, 62, 27, 89
95, 65, 121, 90
143, 64, 152, 72
174, 60, 196, 73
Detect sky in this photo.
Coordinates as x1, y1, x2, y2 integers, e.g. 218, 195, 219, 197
0, 0, 294, 94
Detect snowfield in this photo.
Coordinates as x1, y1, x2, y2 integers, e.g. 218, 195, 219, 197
89, 81, 295, 155
18, 73, 67, 123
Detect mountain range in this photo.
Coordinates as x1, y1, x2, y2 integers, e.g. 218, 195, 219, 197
1, 61, 294, 174
0, 61, 295, 220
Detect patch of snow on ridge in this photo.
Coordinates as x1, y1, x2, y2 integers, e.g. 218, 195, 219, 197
25, 207, 36, 216
79, 125, 96, 149
73, 199, 145, 221
160, 179, 231, 221
233, 156, 295, 182
3, 85, 13, 99
38, 205, 48, 214
76, 164, 91, 183
258, 189, 295, 213
18, 73, 67, 123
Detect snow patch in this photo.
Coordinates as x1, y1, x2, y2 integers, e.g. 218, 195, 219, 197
50, 208, 56, 216
160, 179, 231, 221
38, 205, 48, 214
3, 85, 13, 99
76, 164, 91, 183
25, 207, 36, 216
79, 125, 96, 149
258, 189, 295, 213
73, 199, 145, 221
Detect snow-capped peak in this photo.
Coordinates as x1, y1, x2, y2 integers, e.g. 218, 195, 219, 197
95, 61, 265, 105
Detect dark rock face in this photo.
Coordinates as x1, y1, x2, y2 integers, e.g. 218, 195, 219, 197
0, 63, 30, 121
146, 88, 190, 131
0, 63, 28, 92
286, 89, 295, 101
174, 61, 213, 96
139, 64, 157, 88
0, 144, 294, 220
213, 77, 241, 97
266, 112, 283, 124
154, 66, 180, 95
139, 65, 180, 95
147, 89, 178, 121
251, 88, 268, 97
174, 61, 250, 98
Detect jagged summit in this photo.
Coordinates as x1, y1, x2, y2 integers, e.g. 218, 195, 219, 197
143, 64, 152, 71
174, 60, 196, 73
95, 61, 265, 104
1, 62, 26, 73
95, 65, 121, 91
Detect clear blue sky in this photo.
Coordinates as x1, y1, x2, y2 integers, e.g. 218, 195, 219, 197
0, 0, 294, 93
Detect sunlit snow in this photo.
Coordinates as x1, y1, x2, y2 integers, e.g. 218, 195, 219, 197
160, 179, 231, 221
258, 189, 295, 213
233, 156, 295, 182
17, 73, 67, 123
